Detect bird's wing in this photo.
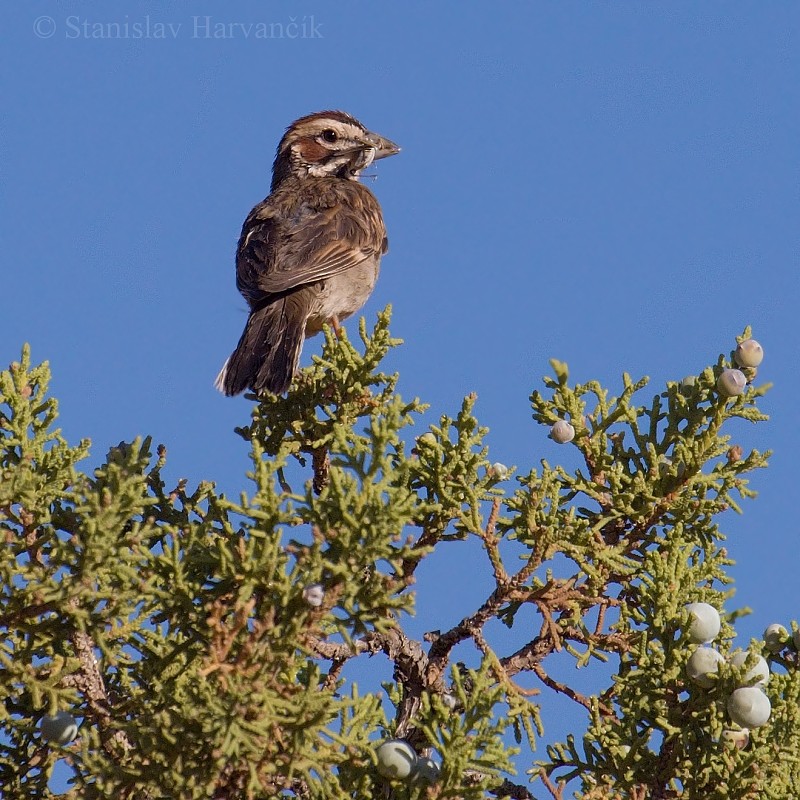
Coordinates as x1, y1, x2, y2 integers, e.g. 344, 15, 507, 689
236, 191, 386, 301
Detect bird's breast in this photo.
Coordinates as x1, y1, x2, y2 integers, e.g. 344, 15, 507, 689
304, 257, 381, 336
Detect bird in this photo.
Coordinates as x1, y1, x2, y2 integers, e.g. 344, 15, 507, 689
215, 110, 400, 396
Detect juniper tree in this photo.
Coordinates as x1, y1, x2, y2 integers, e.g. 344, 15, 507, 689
2, 310, 799, 799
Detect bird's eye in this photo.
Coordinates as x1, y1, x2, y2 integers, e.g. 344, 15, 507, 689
320, 129, 338, 143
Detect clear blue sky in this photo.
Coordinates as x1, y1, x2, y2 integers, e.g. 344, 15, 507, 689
3, 1, 799, 790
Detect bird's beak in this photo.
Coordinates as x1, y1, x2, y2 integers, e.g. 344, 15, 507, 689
365, 131, 401, 160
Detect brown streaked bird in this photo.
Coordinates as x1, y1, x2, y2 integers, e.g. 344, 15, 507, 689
215, 110, 400, 396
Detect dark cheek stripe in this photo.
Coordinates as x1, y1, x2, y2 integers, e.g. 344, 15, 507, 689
297, 139, 330, 164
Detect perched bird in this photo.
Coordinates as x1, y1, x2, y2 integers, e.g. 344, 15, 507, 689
215, 110, 400, 396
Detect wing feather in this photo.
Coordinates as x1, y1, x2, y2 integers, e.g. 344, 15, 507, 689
235, 181, 385, 306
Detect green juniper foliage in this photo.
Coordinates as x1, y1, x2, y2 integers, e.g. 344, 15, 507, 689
1, 311, 798, 799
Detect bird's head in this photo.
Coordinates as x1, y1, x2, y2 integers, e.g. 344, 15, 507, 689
271, 110, 400, 189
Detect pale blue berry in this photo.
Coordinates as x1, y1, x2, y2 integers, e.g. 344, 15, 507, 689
730, 650, 769, 688
716, 369, 747, 397
40, 711, 79, 745
687, 646, 724, 688
727, 687, 771, 728
550, 420, 575, 444
685, 603, 721, 644
302, 583, 325, 608
491, 462, 509, 480
376, 739, 417, 780
721, 728, 750, 749
411, 756, 441, 786
764, 623, 788, 653
734, 339, 764, 368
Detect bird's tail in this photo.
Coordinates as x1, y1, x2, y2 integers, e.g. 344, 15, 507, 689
214, 292, 310, 396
